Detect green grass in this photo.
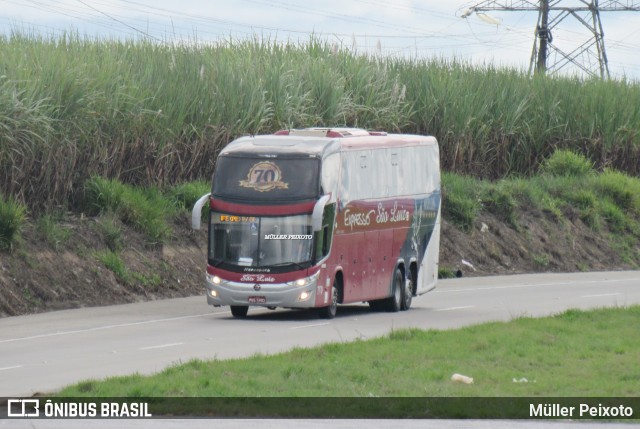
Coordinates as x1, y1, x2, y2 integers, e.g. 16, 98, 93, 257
443, 150, 640, 240
441, 172, 480, 231
437, 267, 457, 279
1, 34, 639, 211
440, 157, 640, 270
0, 193, 27, 250
540, 150, 594, 177
95, 250, 131, 284
85, 176, 172, 242
56, 306, 640, 397
95, 249, 161, 288
96, 213, 124, 252
36, 213, 71, 249
167, 181, 210, 210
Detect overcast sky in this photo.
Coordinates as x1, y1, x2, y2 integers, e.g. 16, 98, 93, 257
2, 0, 639, 80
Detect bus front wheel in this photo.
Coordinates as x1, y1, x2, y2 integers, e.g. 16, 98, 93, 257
319, 281, 338, 319
230, 305, 249, 318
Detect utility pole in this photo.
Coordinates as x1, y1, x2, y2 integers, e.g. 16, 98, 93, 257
536, 0, 550, 73
461, 1, 640, 79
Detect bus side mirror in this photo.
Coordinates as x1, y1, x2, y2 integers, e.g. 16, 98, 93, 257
311, 195, 330, 232
191, 193, 211, 230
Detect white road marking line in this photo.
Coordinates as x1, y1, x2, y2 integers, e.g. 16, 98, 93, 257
581, 293, 622, 298
437, 278, 640, 293
0, 313, 213, 344
0, 365, 23, 371
434, 305, 475, 312
139, 342, 184, 351
289, 323, 330, 330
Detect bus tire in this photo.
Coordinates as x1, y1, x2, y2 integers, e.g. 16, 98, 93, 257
319, 280, 338, 319
230, 305, 249, 318
385, 268, 403, 312
401, 274, 413, 311
369, 300, 385, 311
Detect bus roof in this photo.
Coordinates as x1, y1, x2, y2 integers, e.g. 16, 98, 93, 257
220, 129, 437, 158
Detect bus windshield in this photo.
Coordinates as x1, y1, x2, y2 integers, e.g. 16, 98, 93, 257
209, 212, 313, 269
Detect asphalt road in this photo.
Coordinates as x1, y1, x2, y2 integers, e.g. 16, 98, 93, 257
1, 271, 639, 398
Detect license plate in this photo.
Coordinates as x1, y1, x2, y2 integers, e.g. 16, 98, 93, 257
248, 296, 267, 304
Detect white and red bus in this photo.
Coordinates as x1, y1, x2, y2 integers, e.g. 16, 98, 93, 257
192, 128, 441, 318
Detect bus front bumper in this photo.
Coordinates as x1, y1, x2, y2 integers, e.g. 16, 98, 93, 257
205, 274, 318, 308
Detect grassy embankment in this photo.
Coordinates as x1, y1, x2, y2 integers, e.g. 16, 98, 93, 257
4, 149, 639, 277
2, 150, 640, 279
1, 34, 639, 252
440, 150, 640, 274
57, 306, 640, 397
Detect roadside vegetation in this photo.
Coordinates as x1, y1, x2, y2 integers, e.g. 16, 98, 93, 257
1, 34, 639, 212
57, 306, 640, 397
1, 150, 638, 274
442, 151, 640, 266
0, 194, 27, 250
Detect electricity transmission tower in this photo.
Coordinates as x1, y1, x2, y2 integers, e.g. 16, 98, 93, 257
462, 1, 640, 79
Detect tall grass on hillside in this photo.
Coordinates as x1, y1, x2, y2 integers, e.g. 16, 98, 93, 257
1, 33, 639, 211
85, 176, 172, 242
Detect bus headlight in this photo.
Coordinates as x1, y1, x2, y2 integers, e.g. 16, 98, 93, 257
206, 273, 222, 284
287, 272, 319, 287
298, 291, 311, 301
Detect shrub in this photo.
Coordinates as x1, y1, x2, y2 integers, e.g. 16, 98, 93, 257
600, 200, 628, 233
0, 194, 27, 250
168, 181, 211, 210
437, 267, 457, 279
567, 189, 597, 210
85, 176, 126, 215
594, 169, 640, 214
85, 176, 170, 242
540, 150, 593, 177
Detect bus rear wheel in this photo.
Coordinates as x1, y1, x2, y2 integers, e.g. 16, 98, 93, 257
230, 305, 249, 318
401, 274, 413, 311
369, 300, 385, 311
384, 268, 403, 312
